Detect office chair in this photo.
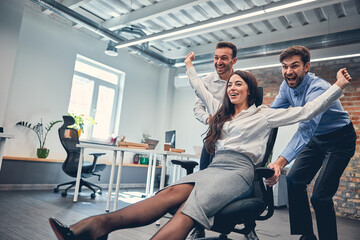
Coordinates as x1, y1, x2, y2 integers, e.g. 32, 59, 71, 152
171, 87, 278, 240
53, 115, 106, 199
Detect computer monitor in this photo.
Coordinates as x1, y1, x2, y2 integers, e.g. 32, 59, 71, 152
165, 130, 176, 148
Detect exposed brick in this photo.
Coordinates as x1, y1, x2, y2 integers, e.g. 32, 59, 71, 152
350, 178, 360, 183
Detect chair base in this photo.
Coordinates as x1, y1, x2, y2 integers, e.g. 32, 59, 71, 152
194, 234, 230, 240
192, 230, 258, 240
53, 178, 102, 199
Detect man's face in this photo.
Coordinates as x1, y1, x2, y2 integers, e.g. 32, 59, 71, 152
281, 55, 310, 89
214, 48, 236, 77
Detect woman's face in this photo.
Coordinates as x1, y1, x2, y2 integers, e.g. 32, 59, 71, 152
227, 74, 249, 107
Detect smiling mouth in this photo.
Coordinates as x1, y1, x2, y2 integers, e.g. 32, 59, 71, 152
286, 76, 297, 83
216, 64, 225, 70
229, 92, 238, 98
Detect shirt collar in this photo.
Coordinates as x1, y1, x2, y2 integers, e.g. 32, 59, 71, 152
293, 72, 311, 95
213, 70, 233, 82
233, 104, 257, 119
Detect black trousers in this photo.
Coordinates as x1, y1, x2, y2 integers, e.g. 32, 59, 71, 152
286, 122, 356, 240
199, 144, 214, 170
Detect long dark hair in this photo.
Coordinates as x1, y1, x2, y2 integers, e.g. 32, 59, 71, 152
204, 70, 258, 153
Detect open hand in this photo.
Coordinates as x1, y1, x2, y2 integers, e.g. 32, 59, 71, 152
335, 68, 352, 89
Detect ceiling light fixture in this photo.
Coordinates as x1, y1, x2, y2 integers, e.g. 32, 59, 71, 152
105, 41, 118, 56
116, 0, 322, 49
264, 0, 317, 13
177, 53, 360, 79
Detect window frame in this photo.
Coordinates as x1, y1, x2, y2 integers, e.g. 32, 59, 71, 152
69, 55, 125, 141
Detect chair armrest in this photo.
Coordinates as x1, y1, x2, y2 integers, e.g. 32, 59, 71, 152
89, 153, 106, 157
171, 159, 198, 175
88, 153, 106, 170
255, 167, 274, 179
254, 167, 275, 221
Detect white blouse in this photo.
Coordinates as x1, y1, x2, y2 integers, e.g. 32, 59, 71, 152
187, 67, 342, 165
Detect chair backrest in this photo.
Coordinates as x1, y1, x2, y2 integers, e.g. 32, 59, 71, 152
253, 86, 278, 220
255, 86, 263, 107
58, 115, 81, 177
253, 127, 278, 220
253, 85, 277, 168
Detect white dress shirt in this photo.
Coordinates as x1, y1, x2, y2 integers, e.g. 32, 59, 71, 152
193, 71, 227, 124
187, 67, 342, 165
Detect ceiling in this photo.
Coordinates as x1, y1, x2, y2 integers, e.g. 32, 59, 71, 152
27, 0, 360, 67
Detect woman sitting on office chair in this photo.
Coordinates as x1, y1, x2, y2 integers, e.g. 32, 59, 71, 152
49, 52, 352, 240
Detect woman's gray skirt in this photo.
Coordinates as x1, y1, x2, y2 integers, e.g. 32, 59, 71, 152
161, 150, 254, 229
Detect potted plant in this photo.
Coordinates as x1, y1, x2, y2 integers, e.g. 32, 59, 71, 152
67, 113, 96, 137
16, 119, 62, 158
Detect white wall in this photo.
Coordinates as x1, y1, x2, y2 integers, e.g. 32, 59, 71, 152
3, 4, 167, 163
271, 124, 299, 164
0, 0, 25, 127
169, 87, 207, 154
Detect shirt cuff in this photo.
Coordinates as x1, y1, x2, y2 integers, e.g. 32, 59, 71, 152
280, 149, 297, 163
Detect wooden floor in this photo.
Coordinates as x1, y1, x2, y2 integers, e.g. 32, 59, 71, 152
0, 189, 359, 240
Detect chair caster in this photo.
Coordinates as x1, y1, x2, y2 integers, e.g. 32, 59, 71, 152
61, 191, 67, 197
53, 188, 59, 193
91, 193, 96, 199
245, 229, 259, 240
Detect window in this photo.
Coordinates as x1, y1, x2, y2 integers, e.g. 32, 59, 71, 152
68, 55, 125, 141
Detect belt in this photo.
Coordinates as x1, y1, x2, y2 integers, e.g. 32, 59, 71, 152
316, 122, 354, 140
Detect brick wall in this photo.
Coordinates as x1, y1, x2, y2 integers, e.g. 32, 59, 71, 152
250, 56, 360, 219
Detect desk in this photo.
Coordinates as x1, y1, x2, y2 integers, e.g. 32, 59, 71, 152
0, 133, 14, 171
75, 143, 156, 212
147, 151, 200, 196
75, 143, 199, 212
103, 148, 199, 211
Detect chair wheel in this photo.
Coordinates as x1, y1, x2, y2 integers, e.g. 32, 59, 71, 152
61, 191, 67, 197
91, 193, 96, 199
53, 188, 59, 193
98, 190, 102, 195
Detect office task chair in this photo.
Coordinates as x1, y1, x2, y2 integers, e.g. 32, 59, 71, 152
53, 115, 106, 199
171, 87, 278, 240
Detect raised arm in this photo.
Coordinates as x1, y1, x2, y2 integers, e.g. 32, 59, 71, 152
266, 68, 352, 186
185, 52, 221, 116
193, 97, 211, 125
335, 68, 352, 89
265, 68, 351, 128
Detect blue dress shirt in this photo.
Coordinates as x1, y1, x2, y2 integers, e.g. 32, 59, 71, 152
271, 72, 350, 162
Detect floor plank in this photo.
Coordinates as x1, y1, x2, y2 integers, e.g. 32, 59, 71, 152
0, 189, 358, 240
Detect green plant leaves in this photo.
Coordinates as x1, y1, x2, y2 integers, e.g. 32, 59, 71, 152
16, 119, 62, 149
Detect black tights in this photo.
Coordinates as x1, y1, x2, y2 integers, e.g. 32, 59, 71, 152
70, 184, 195, 240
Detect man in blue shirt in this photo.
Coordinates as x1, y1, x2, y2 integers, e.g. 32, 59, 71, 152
267, 46, 356, 240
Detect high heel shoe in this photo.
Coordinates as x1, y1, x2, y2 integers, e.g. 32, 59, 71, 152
49, 217, 108, 240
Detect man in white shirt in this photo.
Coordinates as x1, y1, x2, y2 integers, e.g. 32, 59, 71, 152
191, 42, 237, 239
193, 41, 238, 170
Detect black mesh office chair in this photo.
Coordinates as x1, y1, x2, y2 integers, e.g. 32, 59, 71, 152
171, 87, 278, 240
53, 115, 107, 199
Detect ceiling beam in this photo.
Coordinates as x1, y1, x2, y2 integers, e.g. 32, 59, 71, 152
161, 0, 348, 42
114, 0, 349, 49
102, 0, 207, 31
161, 13, 360, 59
43, 0, 91, 14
